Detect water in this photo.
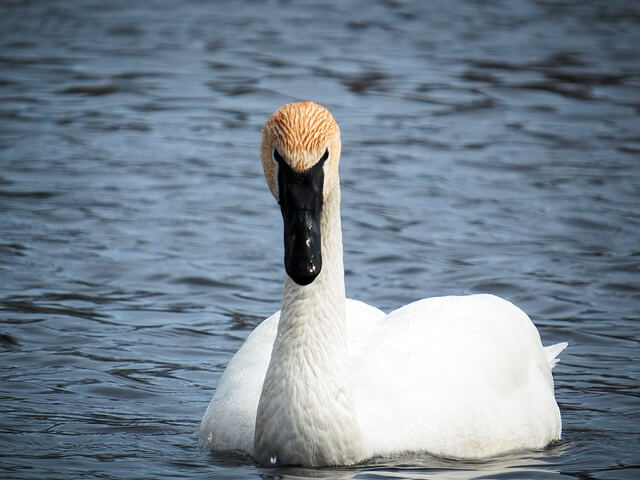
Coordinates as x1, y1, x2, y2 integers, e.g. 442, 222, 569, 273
1, 0, 639, 478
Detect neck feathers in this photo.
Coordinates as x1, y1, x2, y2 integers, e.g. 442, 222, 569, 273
254, 181, 364, 466
279, 184, 345, 341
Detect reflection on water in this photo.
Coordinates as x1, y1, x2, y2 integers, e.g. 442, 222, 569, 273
1, 0, 639, 479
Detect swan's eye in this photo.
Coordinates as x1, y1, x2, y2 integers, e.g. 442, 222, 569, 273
320, 149, 329, 163
273, 148, 284, 164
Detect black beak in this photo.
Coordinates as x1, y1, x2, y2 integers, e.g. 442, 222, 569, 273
277, 156, 325, 286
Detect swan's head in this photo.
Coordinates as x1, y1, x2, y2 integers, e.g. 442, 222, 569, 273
261, 101, 341, 286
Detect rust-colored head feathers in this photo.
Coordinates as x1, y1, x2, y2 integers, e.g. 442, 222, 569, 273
261, 101, 342, 199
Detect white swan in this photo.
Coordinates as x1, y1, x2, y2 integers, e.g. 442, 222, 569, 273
200, 101, 567, 467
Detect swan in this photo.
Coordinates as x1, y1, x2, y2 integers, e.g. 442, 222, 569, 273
200, 101, 567, 467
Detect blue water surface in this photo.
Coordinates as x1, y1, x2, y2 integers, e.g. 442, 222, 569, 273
1, 1, 639, 478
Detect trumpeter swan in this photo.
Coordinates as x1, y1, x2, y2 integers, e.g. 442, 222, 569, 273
200, 101, 566, 467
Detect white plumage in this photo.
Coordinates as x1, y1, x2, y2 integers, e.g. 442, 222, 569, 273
200, 101, 566, 466
201, 296, 566, 462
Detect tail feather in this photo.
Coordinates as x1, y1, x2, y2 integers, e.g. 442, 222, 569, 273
544, 342, 568, 369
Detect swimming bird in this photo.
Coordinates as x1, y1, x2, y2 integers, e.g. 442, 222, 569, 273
200, 101, 566, 467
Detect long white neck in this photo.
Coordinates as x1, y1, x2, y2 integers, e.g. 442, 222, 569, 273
254, 181, 364, 466
280, 182, 346, 355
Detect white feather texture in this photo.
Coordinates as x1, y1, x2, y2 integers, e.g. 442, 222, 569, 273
200, 101, 566, 466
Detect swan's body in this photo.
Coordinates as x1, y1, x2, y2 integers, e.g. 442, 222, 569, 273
200, 101, 566, 466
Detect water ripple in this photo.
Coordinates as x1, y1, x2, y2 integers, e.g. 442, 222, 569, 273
1, 0, 639, 478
